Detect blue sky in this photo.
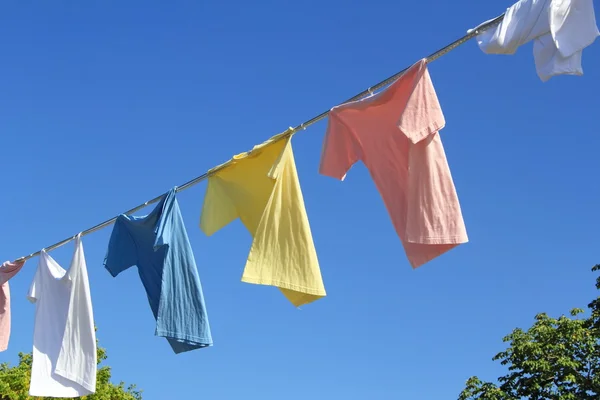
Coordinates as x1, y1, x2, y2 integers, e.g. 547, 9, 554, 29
1, 1, 599, 399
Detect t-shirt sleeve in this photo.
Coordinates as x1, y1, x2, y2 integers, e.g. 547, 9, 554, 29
154, 189, 178, 249
267, 137, 291, 180
199, 177, 239, 236
550, 0, 600, 58
27, 263, 42, 303
0, 260, 25, 285
66, 236, 84, 282
103, 217, 137, 277
318, 110, 361, 181
397, 66, 446, 144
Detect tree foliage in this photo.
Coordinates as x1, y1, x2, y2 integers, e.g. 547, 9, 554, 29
0, 331, 142, 400
459, 265, 600, 400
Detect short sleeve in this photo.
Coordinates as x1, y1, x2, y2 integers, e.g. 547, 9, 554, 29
27, 261, 43, 303
318, 110, 361, 181
397, 65, 445, 144
104, 217, 138, 277
267, 137, 292, 180
154, 189, 178, 249
0, 260, 25, 286
550, 0, 599, 59
199, 177, 239, 236
66, 235, 84, 282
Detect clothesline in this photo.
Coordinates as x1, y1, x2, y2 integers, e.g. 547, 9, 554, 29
15, 12, 506, 263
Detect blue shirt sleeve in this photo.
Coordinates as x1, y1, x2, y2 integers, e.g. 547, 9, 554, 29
104, 216, 138, 277
154, 188, 177, 250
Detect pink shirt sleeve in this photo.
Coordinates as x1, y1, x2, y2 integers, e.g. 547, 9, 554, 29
397, 66, 445, 144
0, 260, 25, 285
319, 110, 361, 181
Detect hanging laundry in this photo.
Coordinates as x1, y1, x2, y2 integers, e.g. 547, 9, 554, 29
0, 260, 25, 352
200, 129, 326, 307
470, 0, 599, 81
319, 59, 468, 269
27, 235, 96, 397
104, 188, 212, 354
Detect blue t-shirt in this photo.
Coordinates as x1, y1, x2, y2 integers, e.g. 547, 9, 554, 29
104, 188, 213, 354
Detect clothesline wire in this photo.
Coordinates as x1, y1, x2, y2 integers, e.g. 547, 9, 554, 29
15, 12, 505, 263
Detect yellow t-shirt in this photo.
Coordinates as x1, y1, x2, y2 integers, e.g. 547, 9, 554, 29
200, 129, 326, 307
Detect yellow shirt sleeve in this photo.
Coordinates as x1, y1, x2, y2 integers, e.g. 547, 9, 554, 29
243, 139, 326, 307
200, 176, 239, 237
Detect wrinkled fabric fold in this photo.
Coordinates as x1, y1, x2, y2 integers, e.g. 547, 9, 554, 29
470, 0, 599, 81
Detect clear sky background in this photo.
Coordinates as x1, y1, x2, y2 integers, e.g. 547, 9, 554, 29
0, 1, 599, 399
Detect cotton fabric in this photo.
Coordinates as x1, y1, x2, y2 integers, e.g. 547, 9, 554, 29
471, 0, 599, 81
0, 260, 25, 352
28, 235, 97, 397
200, 129, 326, 307
319, 59, 468, 268
104, 188, 212, 354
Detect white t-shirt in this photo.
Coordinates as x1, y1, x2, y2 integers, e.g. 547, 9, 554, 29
470, 0, 599, 81
27, 235, 97, 397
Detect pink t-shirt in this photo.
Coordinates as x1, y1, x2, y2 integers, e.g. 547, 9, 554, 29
319, 58, 468, 268
0, 260, 26, 352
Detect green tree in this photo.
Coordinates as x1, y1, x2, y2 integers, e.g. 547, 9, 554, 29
0, 331, 142, 400
458, 265, 600, 400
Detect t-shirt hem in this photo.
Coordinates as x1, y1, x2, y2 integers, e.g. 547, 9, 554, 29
406, 235, 468, 245
29, 391, 88, 399
539, 69, 583, 82
241, 276, 327, 297
155, 330, 213, 347
54, 368, 96, 394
